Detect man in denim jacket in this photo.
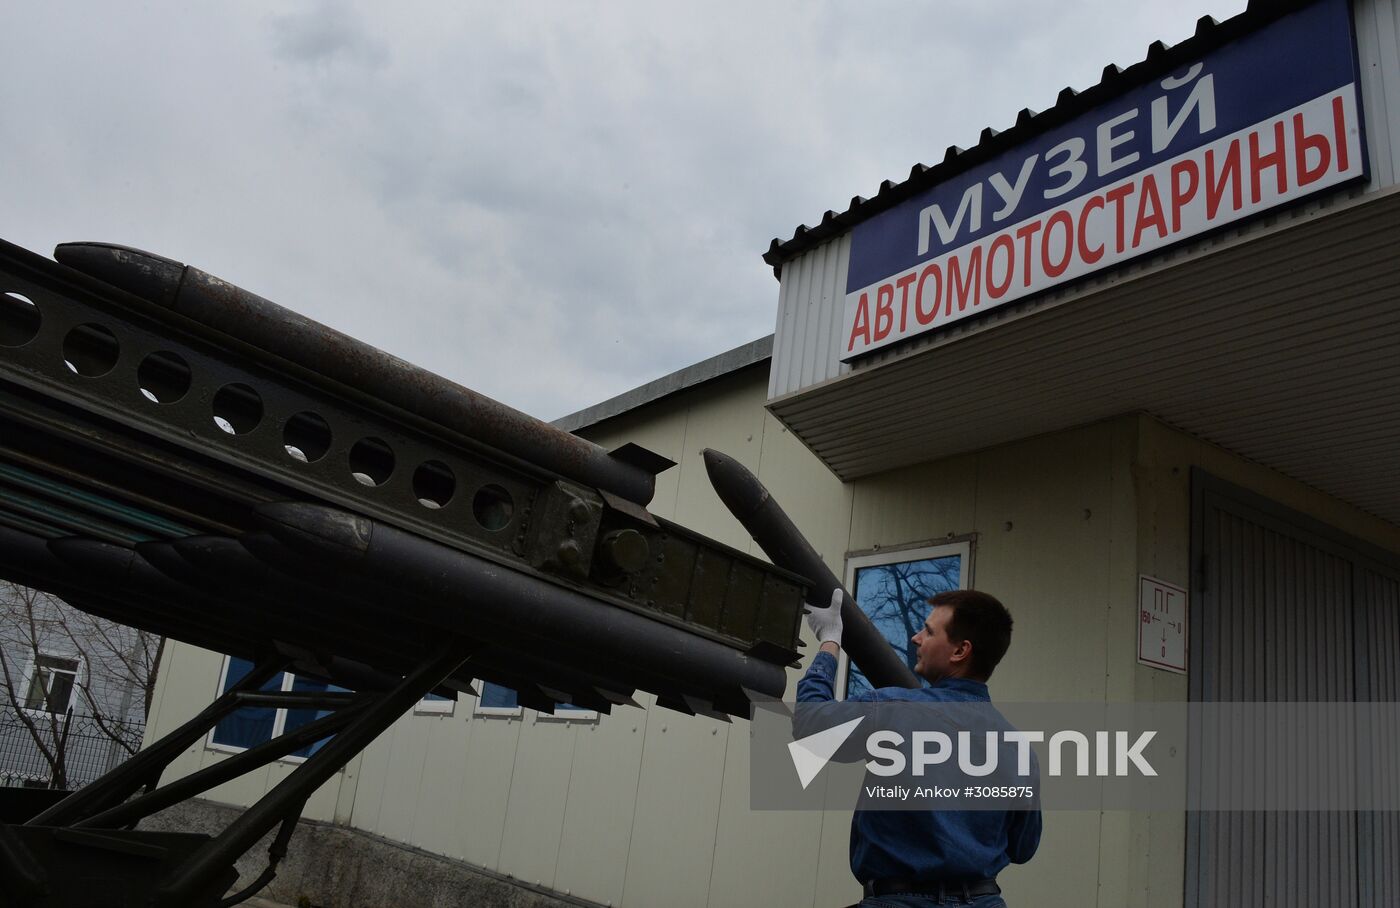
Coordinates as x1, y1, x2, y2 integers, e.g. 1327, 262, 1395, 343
798, 589, 1041, 907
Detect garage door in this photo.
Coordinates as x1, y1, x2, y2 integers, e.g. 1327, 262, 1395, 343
1188, 473, 1400, 908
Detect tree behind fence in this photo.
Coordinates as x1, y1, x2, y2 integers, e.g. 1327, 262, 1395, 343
0, 706, 146, 790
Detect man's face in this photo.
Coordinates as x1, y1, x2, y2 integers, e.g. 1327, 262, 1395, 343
911, 604, 966, 682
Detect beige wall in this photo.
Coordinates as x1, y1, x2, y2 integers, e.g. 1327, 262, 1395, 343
143, 365, 1400, 908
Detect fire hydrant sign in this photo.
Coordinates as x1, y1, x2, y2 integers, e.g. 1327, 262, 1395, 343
1138, 575, 1187, 674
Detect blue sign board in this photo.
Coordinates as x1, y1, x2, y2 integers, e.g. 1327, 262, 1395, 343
841, 0, 1366, 360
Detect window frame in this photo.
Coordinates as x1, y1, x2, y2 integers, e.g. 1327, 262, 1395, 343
19, 652, 84, 719
835, 537, 974, 700
413, 692, 456, 716
471, 680, 598, 722
472, 680, 523, 719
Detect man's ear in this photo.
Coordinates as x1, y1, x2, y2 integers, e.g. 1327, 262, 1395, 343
950, 638, 973, 667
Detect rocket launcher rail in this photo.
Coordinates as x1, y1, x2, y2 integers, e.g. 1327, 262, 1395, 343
0, 236, 812, 907
53, 241, 665, 507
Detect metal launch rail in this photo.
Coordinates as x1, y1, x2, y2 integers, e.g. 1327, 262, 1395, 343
0, 238, 825, 907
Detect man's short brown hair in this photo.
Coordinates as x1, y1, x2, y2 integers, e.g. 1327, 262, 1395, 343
927, 589, 1014, 680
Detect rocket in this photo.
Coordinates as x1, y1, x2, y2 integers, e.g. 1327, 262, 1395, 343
702, 448, 921, 690
51, 241, 667, 508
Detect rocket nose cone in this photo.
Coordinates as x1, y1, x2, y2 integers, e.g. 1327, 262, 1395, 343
701, 447, 766, 516
47, 537, 133, 579
170, 535, 252, 573
54, 242, 185, 307
134, 541, 204, 585
705, 447, 749, 481
254, 502, 373, 560
701, 448, 738, 499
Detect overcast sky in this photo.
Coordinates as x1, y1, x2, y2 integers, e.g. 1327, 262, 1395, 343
3, 1, 1247, 421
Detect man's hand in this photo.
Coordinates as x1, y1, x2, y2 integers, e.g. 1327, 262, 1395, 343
806, 588, 845, 647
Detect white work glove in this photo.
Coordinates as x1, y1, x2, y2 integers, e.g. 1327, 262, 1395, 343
805, 588, 845, 646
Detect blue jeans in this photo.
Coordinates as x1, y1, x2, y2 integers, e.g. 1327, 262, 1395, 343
857, 894, 1006, 908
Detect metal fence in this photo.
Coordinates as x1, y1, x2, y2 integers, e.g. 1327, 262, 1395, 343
0, 707, 145, 790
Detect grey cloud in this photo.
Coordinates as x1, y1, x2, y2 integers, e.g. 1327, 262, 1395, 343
3, 0, 1248, 421
269, 2, 388, 69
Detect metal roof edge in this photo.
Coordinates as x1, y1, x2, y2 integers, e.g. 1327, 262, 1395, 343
765, 179, 1399, 417
553, 335, 774, 434
761, 0, 1314, 276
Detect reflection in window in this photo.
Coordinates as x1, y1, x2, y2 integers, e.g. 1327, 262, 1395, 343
211, 657, 344, 758
845, 547, 965, 699
416, 691, 454, 715
478, 682, 520, 712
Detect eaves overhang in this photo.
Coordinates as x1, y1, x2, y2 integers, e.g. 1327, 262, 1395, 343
767, 187, 1400, 525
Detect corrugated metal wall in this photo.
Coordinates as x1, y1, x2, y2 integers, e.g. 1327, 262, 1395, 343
1357, 0, 1400, 191
767, 233, 850, 401
1189, 477, 1400, 907
1359, 567, 1400, 907
768, 0, 1400, 404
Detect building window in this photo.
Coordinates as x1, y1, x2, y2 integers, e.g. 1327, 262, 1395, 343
472, 681, 595, 720
208, 656, 344, 759
23, 654, 81, 715
473, 681, 522, 717
840, 540, 971, 699
414, 692, 455, 716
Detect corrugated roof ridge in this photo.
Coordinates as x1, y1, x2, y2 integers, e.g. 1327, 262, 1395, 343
553, 335, 774, 433
762, 0, 1312, 276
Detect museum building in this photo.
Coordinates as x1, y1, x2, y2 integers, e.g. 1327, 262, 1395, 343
142, 1, 1400, 905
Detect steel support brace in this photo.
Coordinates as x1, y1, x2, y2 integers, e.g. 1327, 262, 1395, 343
152, 640, 472, 907
0, 823, 46, 903
73, 701, 367, 830
26, 654, 289, 827
230, 691, 362, 711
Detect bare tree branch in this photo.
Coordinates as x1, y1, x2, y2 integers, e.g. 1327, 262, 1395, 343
1, 579, 161, 787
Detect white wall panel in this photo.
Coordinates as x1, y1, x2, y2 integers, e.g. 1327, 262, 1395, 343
618, 714, 729, 908
146, 644, 221, 796
552, 709, 648, 905
365, 716, 432, 844
705, 722, 825, 908
451, 712, 523, 869
1357, 0, 1400, 190
497, 717, 581, 888
345, 720, 393, 835
768, 235, 850, 400
408, 711, 472, 856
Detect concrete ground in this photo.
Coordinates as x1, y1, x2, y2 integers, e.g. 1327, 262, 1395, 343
152, 798, 600, 908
